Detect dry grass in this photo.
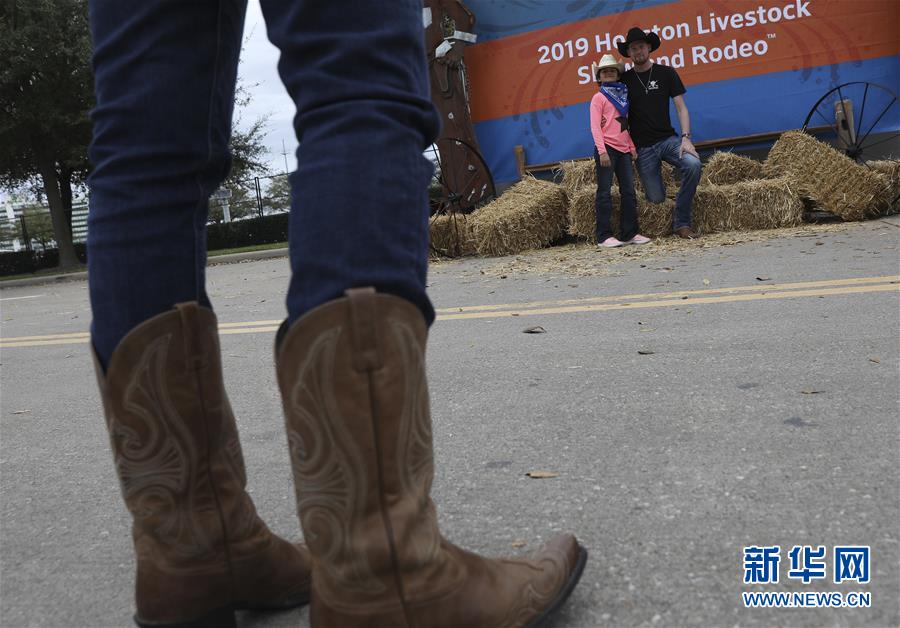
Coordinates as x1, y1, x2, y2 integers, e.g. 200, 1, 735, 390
559, 159, 595, 198
693, 178, 804, 233
467, 177, 568, 256
429, 213, 476, 258
764, 131, 887, 221
702, 151, 763, 185
466, 222, 860, 278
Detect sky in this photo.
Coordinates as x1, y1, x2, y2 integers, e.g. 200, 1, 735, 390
237, 1, 299, 174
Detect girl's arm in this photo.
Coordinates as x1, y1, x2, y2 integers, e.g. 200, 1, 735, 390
589, 96, 607, 154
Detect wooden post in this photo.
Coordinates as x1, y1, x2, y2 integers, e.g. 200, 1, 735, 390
514, 144, 526, 179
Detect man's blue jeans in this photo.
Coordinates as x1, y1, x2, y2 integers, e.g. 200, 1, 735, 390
87, 0, 439, 367
635, 135, 702, 231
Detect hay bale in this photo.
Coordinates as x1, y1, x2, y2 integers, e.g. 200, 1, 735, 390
468, 177, 568, 256
763, 131, 886, 220
637, 196, 676, 238
692, 178, 804, 233
429, 213, 476, 257
559, 159, 595, 198
702, 151, 763, 185
866, 160, 900, 216
568, 185, 674, 241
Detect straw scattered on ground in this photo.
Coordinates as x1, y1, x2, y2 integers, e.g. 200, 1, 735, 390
467, 177, 568, 256
453, 221, 864, 278
693, 178, 804, 233
764, 130, 887, 221
702, 151, 764, 185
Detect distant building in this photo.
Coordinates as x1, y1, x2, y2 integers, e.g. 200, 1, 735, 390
0, 196, 88, 252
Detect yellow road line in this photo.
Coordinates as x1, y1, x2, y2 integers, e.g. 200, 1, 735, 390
437, 283, 899, 320
1, 277, 897, 349
434, 275, 900, 314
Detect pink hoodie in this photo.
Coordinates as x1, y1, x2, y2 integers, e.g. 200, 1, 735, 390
590, 91, 636, 155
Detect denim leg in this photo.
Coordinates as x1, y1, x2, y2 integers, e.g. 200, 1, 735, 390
593, 147, 615, 242
258, 0, 440, 326
636, 145, 666, 203
614, 153, 639, 241
659, 136, 702, 230
87, 0, 247, 367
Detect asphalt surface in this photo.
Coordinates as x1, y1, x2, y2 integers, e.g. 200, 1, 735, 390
1, 218, 898, 628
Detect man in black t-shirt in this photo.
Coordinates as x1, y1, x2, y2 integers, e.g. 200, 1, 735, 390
618, 27, 702, 239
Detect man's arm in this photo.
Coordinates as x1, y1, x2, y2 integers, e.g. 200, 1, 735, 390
672, 94, 698, 159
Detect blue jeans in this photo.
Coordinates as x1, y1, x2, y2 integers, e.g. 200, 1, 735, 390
87, 0, 439, 367
635, 135, 701, 231
593, 146, 638, 242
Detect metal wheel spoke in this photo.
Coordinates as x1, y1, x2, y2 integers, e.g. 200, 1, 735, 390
857, 83, 870, 137
813, 106, 836, 129
857, 98, 896, 147
857, 131, 900, 152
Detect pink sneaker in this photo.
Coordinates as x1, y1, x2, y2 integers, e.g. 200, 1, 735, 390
625, 234, 651, 245
597, 237, 624, 248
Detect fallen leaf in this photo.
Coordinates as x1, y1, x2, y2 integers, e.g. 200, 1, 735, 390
756, 276, 771, 281
526, 470, 559, 479
523, 326, 546, 334
511, 539, 527, 549
869, 357, 881, 364
638, 350, 655, 355
800, 389, 825, 395
703, 278, 710, 285
12, 410, 30, 415
815, 241, 824, 246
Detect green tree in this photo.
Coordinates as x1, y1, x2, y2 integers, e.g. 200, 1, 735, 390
262, 174, 291, 213
0, 0, 93, 269
210, 83, 273, 224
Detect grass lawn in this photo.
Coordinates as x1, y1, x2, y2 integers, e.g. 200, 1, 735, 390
0, 242, 289, 282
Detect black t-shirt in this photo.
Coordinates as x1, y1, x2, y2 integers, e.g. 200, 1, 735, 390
621, 63, 686, 148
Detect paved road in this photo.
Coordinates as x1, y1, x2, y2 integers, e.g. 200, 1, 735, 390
2, 219, 898, 628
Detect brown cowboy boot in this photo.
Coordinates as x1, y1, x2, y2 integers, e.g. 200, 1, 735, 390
275, 288, 587, 628
93, 302, 311, 627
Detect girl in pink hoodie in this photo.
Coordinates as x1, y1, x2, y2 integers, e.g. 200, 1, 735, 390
590, 55, 650, 248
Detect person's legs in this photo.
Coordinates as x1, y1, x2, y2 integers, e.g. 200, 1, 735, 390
594, 147, 616, 242
258, 0, 438, 327
263, 2, 586, 625
614, 150, 640, 241
88, 0, 245, 367
636, 143, 666, 204
659, 135, 702, 231
87, 3, 310, 625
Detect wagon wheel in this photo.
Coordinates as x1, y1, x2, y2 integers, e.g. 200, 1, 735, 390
427, 137, 496, 256
427, 137, 496, 216
802, 81, 898, 162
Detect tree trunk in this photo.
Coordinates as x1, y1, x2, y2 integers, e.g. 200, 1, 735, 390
36, 153, 79, 269
58, 165, 74, 236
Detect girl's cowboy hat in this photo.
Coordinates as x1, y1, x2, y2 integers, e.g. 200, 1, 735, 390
592, 54, 625, 81
617, 26, 661, 57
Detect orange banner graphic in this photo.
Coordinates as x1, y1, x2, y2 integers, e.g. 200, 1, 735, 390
465, 0, 899, 123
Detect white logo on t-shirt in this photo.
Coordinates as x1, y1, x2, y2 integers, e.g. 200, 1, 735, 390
648, 80, 659, 91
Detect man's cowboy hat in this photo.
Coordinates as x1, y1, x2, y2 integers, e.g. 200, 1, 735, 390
592, 54, 625, 81
617, 26, 661, 57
